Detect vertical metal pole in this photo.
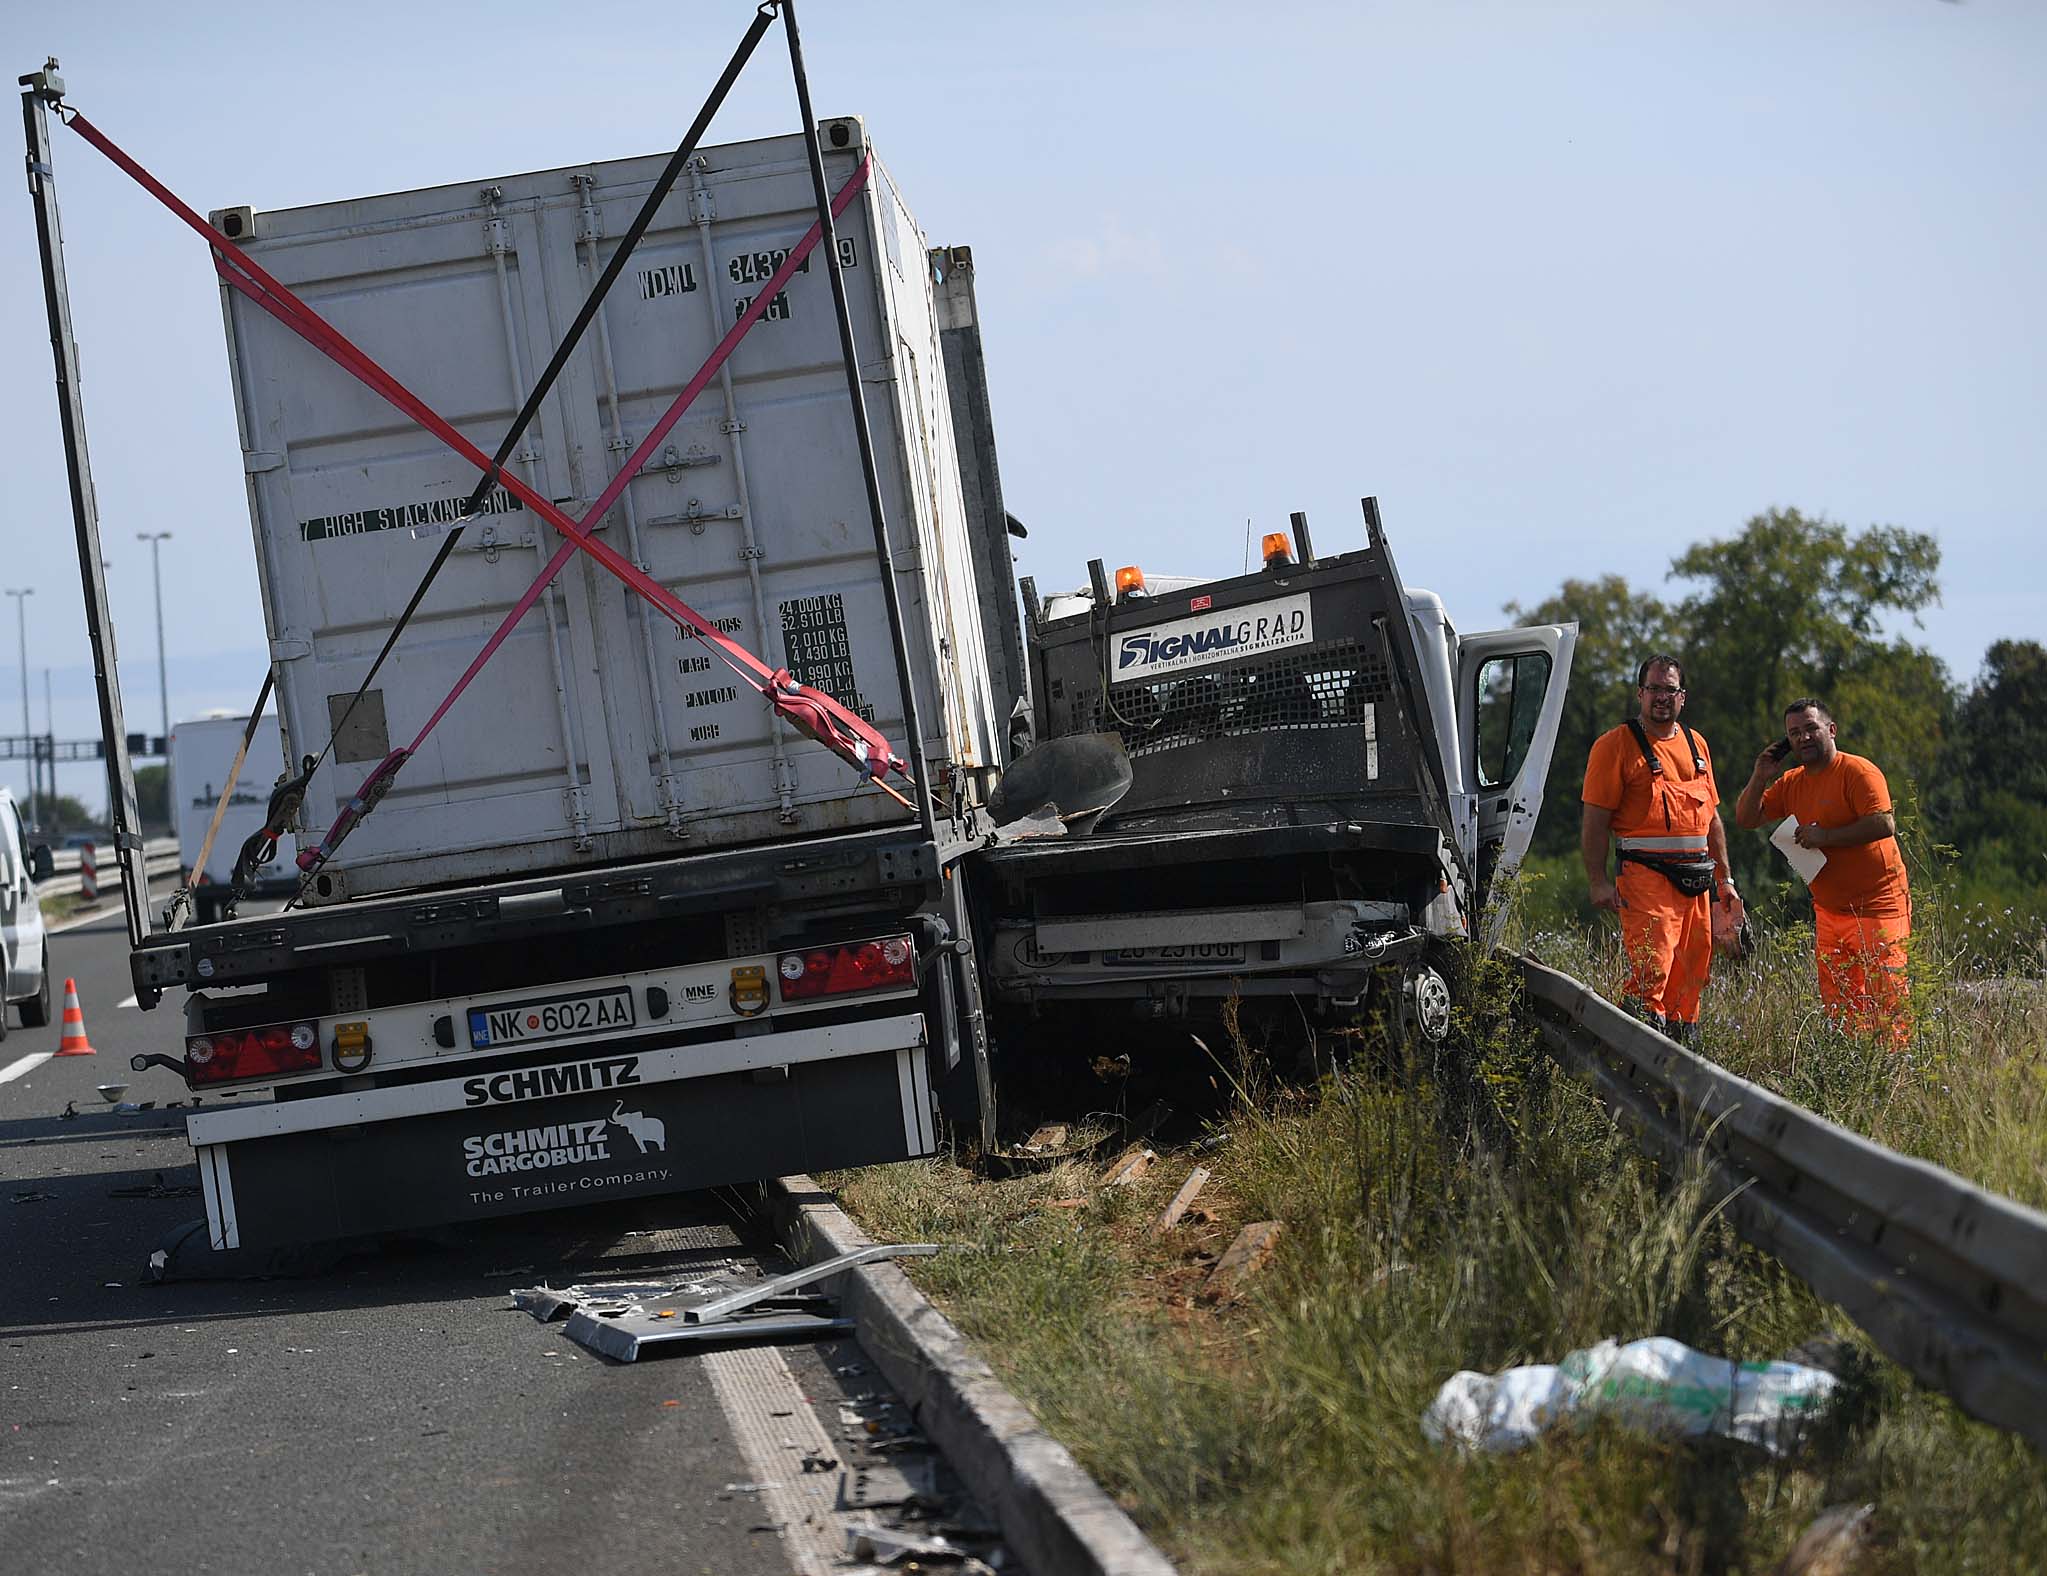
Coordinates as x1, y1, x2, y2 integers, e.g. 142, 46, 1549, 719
21, 69, 150, 944
41, 667, 52, 819
5, 587, 30, 827
143, 532, 171, 754
779, 2, 936, 842
1288, 509, 1317, 569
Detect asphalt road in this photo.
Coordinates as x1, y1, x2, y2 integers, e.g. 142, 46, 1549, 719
1, 908, 941, 1575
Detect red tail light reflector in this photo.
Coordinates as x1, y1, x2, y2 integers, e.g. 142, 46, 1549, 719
775, 935, 916, 1002
184, 1020, 323, 1086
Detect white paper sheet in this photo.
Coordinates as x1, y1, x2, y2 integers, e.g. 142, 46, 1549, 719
1770, 816, 1828, 885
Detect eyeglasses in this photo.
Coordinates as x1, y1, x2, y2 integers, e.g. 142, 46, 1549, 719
1641, 684, 1684, 696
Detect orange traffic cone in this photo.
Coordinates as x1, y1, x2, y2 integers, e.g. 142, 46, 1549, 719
54, 978, 97, 1056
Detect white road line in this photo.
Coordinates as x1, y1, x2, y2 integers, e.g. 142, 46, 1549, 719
702, 1342, 855, 1576
117, 994, 140, 1010
0, 1052, 55, 1085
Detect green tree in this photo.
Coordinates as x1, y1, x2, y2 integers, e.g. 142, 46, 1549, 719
1667, 508, 1943, 766
1504, 574, 1675, 856
40, 794, 93, 833
1931, 640, 2047, 912
133, 764, 168, 830
1663, 509, 1948, 901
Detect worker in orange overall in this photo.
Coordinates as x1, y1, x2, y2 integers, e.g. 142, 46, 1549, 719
1580, 655, 1737, 1046
1734, 698, 1912, 1046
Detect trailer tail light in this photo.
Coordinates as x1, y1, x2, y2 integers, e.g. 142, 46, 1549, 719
184, 1020, 323, 1086
775, 935, 916, 1002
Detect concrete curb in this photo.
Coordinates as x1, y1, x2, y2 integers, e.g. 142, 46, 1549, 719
764, 1175, 1179, 1576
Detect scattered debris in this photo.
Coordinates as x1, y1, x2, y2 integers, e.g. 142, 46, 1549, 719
1153, 1166, 1212, 1234
1020, 1124, 1068, 1153
720, 1481, 778, 1497
1775, 1502, 1877, 1576
800, 1450, 838, 1474
836, 1455, 939, 1511
1422, 1337, 1841, 1456
1100, 1146, 1156, 1188
516, 1245, 943, 1361
846, 1518, 962, 1565
1128, 1098, 1175, 1139
1204, 1220, 1284, 1300
108, 1173, 201, 1199
10, 1191, 55, 1205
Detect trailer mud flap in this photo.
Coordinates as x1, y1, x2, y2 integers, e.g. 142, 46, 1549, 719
187, 1014, 930, 1251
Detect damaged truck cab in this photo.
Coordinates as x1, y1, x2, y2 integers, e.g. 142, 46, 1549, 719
969, 502, 1575, 1048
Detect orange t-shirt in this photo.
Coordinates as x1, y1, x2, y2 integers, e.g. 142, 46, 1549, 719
1760, 752, 1910, 919
1582, 723, 1719, 838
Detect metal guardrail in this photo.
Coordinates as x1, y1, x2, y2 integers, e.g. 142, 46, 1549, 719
39, 837, 180, 900
1514, 954, 2047, 1452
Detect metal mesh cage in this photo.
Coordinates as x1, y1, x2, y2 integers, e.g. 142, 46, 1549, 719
1083, 639, 1390, 759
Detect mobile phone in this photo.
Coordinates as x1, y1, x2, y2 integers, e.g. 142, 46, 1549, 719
1766, 737, 1791, 762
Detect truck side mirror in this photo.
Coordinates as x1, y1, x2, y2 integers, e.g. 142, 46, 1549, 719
29, 844, 55, 882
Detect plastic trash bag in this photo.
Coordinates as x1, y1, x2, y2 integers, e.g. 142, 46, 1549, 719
1422, 1336, 1838, 1455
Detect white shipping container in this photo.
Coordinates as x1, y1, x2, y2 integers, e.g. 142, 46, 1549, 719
171, 712, 297, 888
213, 119, 999, 902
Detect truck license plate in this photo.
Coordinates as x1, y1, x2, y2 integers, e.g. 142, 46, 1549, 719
468, 987, 637, 1050
1099, 943, 1247, 967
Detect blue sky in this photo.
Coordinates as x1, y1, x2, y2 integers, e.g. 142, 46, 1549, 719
3, 0, 2040, 816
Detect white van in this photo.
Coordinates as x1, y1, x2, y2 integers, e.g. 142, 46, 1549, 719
0, 786, 55, 1035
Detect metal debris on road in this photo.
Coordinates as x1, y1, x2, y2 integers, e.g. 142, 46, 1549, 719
514, 1245, 944, 1360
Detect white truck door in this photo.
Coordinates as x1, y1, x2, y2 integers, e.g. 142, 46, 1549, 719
1455, 622, 1577, 942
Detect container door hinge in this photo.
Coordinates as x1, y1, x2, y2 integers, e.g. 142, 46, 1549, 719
269, 633, 313, 661
565, 785, 594, 851
656, 775, 688, 838
242, 449, 285, 474
719, 416, 746, 435
570, 173, 602, 243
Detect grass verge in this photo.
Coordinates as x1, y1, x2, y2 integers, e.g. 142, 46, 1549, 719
831, 924, 2046, 1572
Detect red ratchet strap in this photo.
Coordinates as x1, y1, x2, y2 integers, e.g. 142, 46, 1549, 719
62, 111, 912, 860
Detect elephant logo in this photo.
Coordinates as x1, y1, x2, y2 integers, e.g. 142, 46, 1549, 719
609, 1102, 667, 1154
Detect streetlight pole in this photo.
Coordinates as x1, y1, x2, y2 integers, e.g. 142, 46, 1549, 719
138, 532, 172, 758
3, 587, 32, 829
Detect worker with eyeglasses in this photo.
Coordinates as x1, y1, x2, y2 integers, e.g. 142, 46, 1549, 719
1579, 654, 1736, 1046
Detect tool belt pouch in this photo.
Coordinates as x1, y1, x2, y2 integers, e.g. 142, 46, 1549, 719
1619, 850, 1717, 897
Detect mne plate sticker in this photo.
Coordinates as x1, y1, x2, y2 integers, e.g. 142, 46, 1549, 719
1112, 592, 1314, 682
468, 987, 637, 1050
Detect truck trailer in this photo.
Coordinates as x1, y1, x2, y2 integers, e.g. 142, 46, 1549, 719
24, 52, 1016, 1263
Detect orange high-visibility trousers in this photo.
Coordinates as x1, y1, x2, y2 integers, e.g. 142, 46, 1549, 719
1815, 905, 1911, 1047
1616, 863, 1712, 1025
